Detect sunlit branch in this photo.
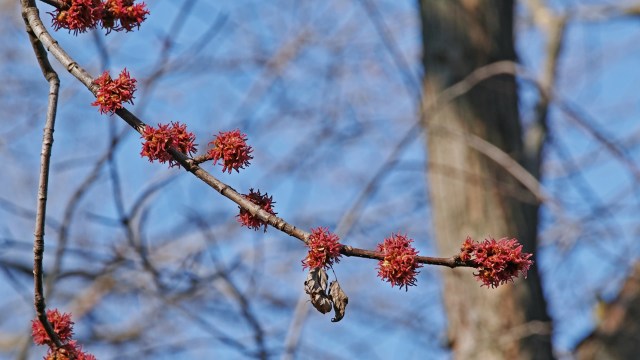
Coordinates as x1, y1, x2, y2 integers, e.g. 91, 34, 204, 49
39, 0, 67, 10
341, 246, 472, 268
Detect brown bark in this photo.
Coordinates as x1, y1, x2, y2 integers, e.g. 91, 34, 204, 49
418, 1, 553, 359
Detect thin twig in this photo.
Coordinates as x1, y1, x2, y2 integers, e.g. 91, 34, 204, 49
21, 0, 63, 348
341, 246, 471, 268
39, 0, 67, 10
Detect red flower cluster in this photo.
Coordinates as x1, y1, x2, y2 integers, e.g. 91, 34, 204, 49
237, 188, 276, 232
459, 236, 533, 288
302, 227, 342, 270
207, 129, 253, 173
92, 68, 137, 114
44, 342, 96, 360
50, 0, 103, 34
102, 0, 150, 33
376, 234, 423, 290
32, 309, 74, 346
50, 0, 148, 34
31, 309, 96, 360
140, 122, 197, 168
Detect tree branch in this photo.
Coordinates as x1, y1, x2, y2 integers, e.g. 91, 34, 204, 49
341, 245, 472, 268
39, 0, 67, 10
20, 0, 489, 281
21, 0, 63, 349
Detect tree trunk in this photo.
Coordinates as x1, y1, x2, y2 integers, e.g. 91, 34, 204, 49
418, 1, 553, 359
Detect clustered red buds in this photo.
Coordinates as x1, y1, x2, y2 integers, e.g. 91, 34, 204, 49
102, 0, 150, 33
302, 227, 342, 270
50, 0, 103, 34
44, 342, 96, 360
140, 122, 197, 168
92, 68, 137, 114
50, 0, 148, 34
459, 236, 533, 288
376, 234, 423, 290
237, 188, 276, 232
32, 309, 74, 346
32, 309, 96, 360
207, 129, 253, 173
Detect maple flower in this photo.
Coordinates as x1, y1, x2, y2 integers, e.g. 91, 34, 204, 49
102, 0, 150, 33
31, 309, 74, 346
92, 68, 137, 114
45, 341, 96, 360
207, 129, 253, 173
237, 188, 276, 232
140, 122, 197, 168
32, 309, 96, 360
376, 234, 423, 290
459, 236, 533, 288
50, 0, 103, 34
302, 227, 342, 270
459, 236, 475, 262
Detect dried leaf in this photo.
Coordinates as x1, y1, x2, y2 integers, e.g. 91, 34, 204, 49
304, 267, 328, 293
304, 268, 332, 314
312, 295, 332, 314
329, 280, 348, 322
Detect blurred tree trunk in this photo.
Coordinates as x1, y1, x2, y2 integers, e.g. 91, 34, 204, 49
418, 1, 553, 359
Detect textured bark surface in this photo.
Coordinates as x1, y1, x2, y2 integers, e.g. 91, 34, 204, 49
575, 262, 640, 360
418, 1, 553, 359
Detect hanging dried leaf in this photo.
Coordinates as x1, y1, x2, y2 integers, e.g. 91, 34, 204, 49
304, 267, 328, 292
329, 280, 348, 322
304, 268, 332, 314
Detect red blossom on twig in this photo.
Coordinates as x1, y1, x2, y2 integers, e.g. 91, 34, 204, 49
459, 236, 533, 288
92, 68, 137, 114
302, 227, 342, 270
207, 129, 253, 173
45, 341, 96, 360
49, 0, 148, 35
102, 0, 149, 33
50, 0, 103, 34
31, 309, 74, 346
140, 122, 197, 168
32, 309, 96, 360
376, 234, 423, 291
237, 188, 276, 232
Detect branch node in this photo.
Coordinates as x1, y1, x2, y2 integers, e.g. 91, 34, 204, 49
66, 61, 78, 73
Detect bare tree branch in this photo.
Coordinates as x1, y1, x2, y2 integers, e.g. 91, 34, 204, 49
21, 0, 63, 348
